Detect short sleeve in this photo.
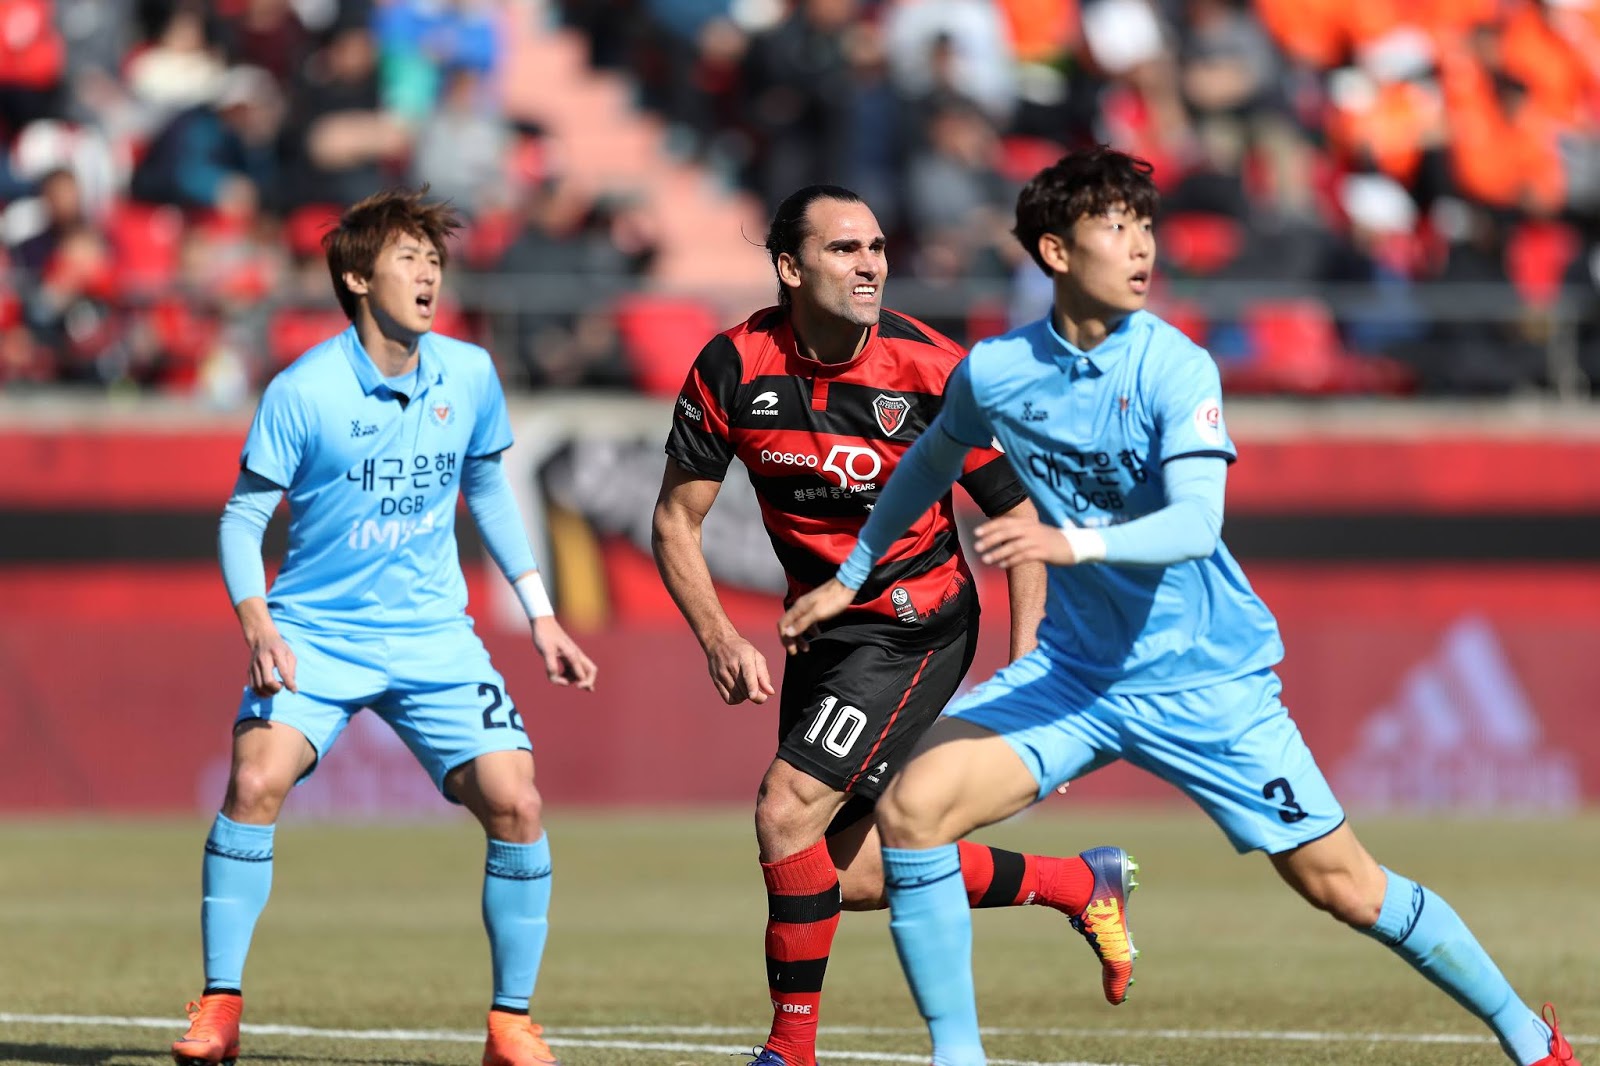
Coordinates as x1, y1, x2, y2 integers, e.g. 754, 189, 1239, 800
1152, 345, 1236, 465
240, 377, 311, 489
467, 357, 515, 458
936, 357, 993, 449
664, 334, 740, 481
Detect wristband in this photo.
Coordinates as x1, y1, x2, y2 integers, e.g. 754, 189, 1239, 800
1059, 525, 1108, 563
513, 571, 555, 619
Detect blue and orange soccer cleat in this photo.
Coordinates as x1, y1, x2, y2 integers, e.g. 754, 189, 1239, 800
171, 993, 242, 1066
1070, 846, 1140, 1006
1533, 1003, 1582, 1066
482, 1010, 559, 1066
742, 1047, 797, 1066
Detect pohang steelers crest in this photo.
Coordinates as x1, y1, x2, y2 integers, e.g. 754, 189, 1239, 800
873, 393, 910, 437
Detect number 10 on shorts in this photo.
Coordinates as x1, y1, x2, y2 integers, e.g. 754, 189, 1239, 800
805, 696, 867, 757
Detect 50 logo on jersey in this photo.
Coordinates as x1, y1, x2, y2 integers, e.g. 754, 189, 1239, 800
760, 444, 884, 490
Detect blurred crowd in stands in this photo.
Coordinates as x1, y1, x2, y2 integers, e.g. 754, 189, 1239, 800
2, 0, 1598, 400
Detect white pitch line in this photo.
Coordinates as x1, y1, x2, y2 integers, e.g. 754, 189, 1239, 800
2, 1012, 1590, 1055
0, 1014, 1132, 1066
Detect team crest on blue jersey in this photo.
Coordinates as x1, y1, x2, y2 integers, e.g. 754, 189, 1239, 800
873, 393, 910, 436
429, 401, 455, 427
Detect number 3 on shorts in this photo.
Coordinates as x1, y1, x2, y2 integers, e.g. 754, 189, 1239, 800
1262, 776, 1308, 824
479, 682, 524, 732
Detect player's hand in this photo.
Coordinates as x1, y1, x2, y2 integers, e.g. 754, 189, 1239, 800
531, 616, 599, 691
975, 514, 1078, 568
705, 634, 775, 705
778, 579, 855, 655
246, 627, 298, 697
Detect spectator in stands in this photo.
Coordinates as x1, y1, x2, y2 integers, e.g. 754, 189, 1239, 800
18, 224, 121, 384
883, 0, 1017, 125
411, 66, 510, 214
130, 65, 282, 217
5, 167, 85, 276
741, 0, 856, 207
492, 178, 636, 389
375, 0, 500, 122
212, 0, 311, 87
279, 25, 410, 208
906, 99, 1015, 282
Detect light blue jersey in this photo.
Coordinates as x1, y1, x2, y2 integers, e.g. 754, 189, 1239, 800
940, 310, 1282, 692
241, 325, 513, 633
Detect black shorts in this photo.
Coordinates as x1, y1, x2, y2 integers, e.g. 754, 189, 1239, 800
776, 605, 981, 817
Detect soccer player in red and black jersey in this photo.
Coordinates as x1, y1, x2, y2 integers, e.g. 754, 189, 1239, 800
652, 186, 1138, 1066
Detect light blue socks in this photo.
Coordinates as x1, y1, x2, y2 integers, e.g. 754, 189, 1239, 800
483, 833, 553, 1011
1363, 867, 1552, 1065
882, 844, 986, 1066
200, 813, 276, 991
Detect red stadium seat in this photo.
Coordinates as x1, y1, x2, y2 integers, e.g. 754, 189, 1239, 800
285, 204, 342, 260
105, 199, 184, 297
1234, 298, 1347, 393
1159, 213, 1243, 276
1506, 220, 1580, 308
998, 136, 1067, 184
268, 307, 350, 368
614, 293, 722, 396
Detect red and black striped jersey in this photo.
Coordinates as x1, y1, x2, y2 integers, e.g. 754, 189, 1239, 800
665, 305, 1026, 642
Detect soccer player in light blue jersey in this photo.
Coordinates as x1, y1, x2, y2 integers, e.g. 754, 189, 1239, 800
171, 189, 597, 1066
778, 148, 1579, 1066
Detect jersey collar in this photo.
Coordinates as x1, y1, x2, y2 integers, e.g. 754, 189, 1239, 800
779, 314, 882, 375
1042, 309, 1140, 373
342, 326, 447, 396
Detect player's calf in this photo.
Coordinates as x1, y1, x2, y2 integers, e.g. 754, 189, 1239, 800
171, 992, 242, 1066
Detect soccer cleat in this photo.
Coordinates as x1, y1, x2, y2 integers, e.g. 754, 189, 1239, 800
741, 1047, 795, 1066
1532, 1003, 1582, 1066
1069, 846, 1140, 1006
171, 993, 242, 1066
483, 1010, 559, 1066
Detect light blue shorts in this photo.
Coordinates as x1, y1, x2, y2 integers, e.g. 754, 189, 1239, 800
236, 619, 530, 801
947, 653, 1345, 854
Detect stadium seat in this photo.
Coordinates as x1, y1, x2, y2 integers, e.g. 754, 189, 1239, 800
1159, 213, 1243, 276
998, 136, 1068, 184
1235, 298, 1348, 393
105, 199, 184, 298
268, 307, 350, 368
285, 204, 342, 260
613, 293, 721, 396
1505, 220, 1580, 308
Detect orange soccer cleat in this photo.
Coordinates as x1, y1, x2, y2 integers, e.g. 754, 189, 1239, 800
171, 993, 242, 1066
483, 1009, 560, 1066
1532, 1003, 1582, 1066
1070, 846, 1140, 1006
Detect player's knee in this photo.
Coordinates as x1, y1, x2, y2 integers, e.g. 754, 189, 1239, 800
754, 783, 811, 840
474, 784, 543, 841
225, 764, 293, 822
874, 775, 951, 848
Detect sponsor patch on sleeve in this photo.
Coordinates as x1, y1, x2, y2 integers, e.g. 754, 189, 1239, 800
1192, 397, 1224, 447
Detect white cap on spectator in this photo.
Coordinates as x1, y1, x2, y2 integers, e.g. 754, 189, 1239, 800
1357, 26, 1434, 84
1340, 173, 1417, 234
216, 66, 280, 111
1082, 0, 1165, 76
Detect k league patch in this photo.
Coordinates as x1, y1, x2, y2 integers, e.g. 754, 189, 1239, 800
873, 393, 910, 436
429, 400, 456, 427
1192, 397, 1224, 447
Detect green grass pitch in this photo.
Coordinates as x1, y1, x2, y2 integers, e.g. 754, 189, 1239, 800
0, 810, 1593, 1065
